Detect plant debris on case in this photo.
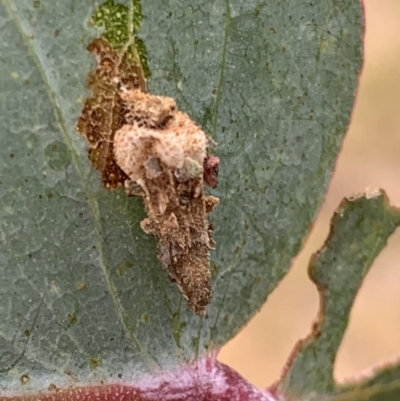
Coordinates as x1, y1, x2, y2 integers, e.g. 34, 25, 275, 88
76, 37, 219, 315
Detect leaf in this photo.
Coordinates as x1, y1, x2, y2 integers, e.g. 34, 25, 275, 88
0, 0, 362, 396
276, 191, 400, 401
330, 362, 400, 401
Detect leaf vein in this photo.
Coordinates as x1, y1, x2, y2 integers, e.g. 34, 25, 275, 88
2, 0, 157, 371
211, 0, 231, 137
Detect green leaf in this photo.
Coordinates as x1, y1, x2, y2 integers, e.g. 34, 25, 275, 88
328, 352, 400, 401
91, 0, 150, 78
0, 0, 362, 395
277, 191, 400, 401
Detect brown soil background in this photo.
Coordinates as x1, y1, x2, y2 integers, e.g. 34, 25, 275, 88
218, 0, 400, 388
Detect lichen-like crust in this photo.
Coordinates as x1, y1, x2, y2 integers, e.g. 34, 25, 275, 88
76, 38, 219, 315
114, 90, 219, 315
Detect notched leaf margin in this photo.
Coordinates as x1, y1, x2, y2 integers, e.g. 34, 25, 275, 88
272, 190, 400, 400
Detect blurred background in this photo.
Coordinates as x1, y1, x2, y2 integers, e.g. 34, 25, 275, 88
218, 0, 400, 388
